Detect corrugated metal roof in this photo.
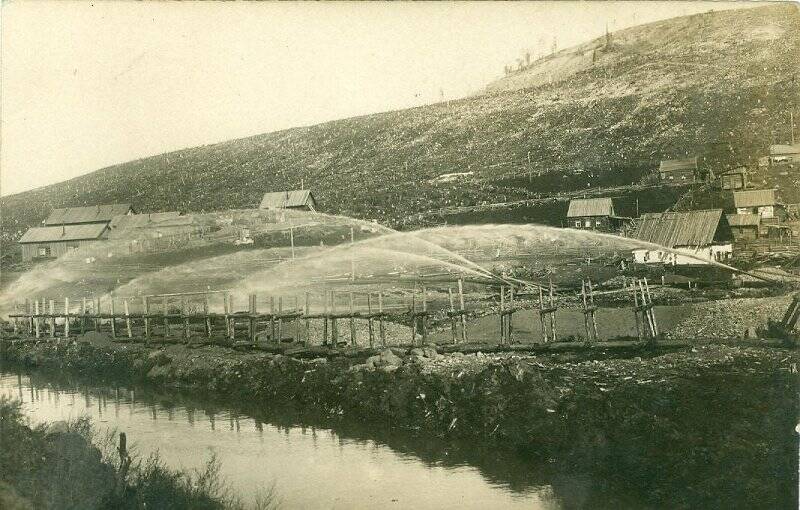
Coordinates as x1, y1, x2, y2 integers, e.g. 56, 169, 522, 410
632, 209, 725, 248
110, 212, 181, 229
44, 204, 132, 225
659, 157, 698, 172
259, 190, 315, 209
19, 224, 108, 243
726, 213, 760, 227
733, 189, 777, 208
567, 198, 614, 217
769, 144, 800, 156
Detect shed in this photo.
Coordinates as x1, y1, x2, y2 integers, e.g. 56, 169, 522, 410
726, 213, 760, 241
259, 190, 317, 212
18, 224, 109, 261
44, 204, 134, 226
631, 209, 732, 265
719, 167, 747, 190
659, 157, 698, 182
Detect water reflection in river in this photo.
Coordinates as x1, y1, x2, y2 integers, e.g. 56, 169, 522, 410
0, 371, 562, 509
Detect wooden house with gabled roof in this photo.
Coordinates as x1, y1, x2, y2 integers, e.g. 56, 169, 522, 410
19, 203, 134, 261
18, 223, 110, 261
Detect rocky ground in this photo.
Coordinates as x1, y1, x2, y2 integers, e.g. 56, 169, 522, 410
664, 294, 794, 340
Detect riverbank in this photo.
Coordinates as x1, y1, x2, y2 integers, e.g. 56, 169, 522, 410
0, 397, 277, 510
1, 334, 797, 508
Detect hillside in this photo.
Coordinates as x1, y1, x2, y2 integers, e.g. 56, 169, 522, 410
2, 4, 798, 238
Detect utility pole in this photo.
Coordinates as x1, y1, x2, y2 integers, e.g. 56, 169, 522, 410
289, 227, 295, 259
527, 151, 532, 184
791, 110, 795, 145
350, 227, 355, 282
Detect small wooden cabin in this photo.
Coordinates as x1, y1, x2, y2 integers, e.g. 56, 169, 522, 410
566, 198, 617, 231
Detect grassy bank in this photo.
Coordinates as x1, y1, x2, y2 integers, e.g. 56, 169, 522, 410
1, 336, 797, 508
0, 397, 278, 510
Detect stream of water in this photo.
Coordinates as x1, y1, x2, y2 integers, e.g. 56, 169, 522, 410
0, 370, 563, 510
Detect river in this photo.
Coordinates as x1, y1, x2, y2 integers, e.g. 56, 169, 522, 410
0, 370, 563, 509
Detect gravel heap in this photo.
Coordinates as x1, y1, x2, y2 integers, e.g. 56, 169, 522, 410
664, 295, 794, 340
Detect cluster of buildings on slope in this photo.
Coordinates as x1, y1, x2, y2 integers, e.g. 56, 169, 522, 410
566, 143, 799, 267
565, 198, 736, 266
17, 190, 318, 262
656, 144, 800, 185
16, 139, 799, 271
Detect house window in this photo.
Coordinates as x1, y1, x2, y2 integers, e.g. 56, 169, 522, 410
574, 220, 581, 228
595, 219, 602, 227
584, 219, 591, 228
37, 245, 51, 257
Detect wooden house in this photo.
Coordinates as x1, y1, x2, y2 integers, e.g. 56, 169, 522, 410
18, 224, 109, 261
733, 189, 785, 221
659, 157, 699, 182
726, 213, 760, 241
769, 144, 800, 165
259, 190, 317, 212
631, 209, 733, 265
18, 203, 133, 261
566, 198, 623, 231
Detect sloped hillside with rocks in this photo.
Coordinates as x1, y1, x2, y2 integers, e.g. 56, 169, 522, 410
2, 4, 797, 236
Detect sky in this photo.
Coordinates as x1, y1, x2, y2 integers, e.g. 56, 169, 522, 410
0, 0, 755, 196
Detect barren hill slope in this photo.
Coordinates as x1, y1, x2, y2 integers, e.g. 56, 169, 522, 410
2, 4, 798, 237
